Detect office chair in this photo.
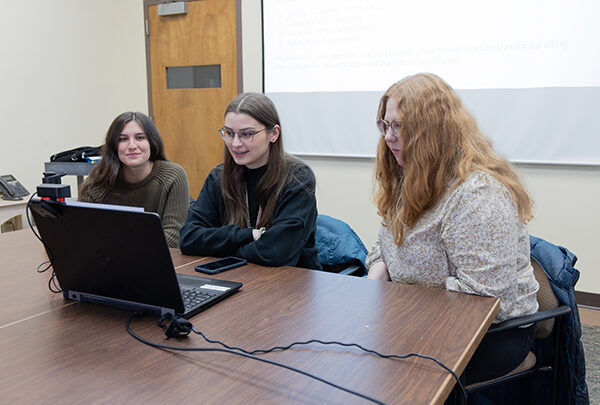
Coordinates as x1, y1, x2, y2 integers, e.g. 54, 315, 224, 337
315, 214, 367, 276
456, 257, 571, 405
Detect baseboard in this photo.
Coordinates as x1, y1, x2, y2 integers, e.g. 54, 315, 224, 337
576, 291, 600, 308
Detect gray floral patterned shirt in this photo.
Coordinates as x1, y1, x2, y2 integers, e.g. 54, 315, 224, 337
367, 171, 539, 323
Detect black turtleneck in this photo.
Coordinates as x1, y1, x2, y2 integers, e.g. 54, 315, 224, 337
245, 164, 268, 227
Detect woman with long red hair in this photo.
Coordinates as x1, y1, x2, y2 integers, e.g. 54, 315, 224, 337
367, 73, 539, 384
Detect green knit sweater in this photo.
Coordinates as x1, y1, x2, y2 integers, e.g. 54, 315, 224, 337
79, 160, 189, 248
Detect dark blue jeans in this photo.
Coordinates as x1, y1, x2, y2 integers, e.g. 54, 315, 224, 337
464, 322, 536, 384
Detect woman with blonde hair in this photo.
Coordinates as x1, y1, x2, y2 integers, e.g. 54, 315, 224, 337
366, 73, 539, 384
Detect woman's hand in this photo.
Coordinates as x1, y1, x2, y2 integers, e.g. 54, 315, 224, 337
252, 227, 266, 241
367, 261, 391, 281
252, 228, 260, 241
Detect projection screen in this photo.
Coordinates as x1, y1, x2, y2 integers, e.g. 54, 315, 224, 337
263, 0, 600, 165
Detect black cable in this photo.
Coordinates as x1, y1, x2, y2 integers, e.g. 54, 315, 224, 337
26, 193, 61, 293
26, 193, 42, 240
191, 327, 467, 401
36, 260, 60, 292
36, 260, 50, 273
128, 313, 469, 403
47, 271, 61, 293
126, 313, 386, 404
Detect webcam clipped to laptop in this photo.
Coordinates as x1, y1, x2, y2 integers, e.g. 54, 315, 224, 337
29, 199, 242, 319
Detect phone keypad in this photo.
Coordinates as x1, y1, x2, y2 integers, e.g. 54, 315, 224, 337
11, 181, 29, 196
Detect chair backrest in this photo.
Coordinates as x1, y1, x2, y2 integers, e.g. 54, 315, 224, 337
531, 257, 559, 339
315, 214, 368, 275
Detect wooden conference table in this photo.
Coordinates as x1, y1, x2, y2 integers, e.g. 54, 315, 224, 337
0, 230, 499, 404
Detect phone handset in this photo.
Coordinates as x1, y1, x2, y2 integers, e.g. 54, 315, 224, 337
0, 174, 30, 200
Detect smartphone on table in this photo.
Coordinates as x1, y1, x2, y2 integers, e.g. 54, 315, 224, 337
195, 256, 247, 274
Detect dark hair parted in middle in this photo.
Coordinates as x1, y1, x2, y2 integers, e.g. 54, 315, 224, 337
79, 111, 166, 200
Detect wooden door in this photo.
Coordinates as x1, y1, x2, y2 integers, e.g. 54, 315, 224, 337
145, 0, 240, 198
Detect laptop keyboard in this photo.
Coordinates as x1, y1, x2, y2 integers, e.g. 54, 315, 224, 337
181, 288, 217, 310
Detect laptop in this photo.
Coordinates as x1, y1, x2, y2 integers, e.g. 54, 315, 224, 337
29, 199, 242, 319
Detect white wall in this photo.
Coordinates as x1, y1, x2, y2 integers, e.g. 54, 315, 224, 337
241, 0, 600, 294
0, 0, 148, 197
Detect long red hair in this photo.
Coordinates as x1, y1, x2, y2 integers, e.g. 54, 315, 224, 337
374, 73, 533, 245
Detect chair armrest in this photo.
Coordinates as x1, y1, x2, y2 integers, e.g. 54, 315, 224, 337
487, 305, 571, 334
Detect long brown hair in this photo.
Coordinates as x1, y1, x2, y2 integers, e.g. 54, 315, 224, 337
221, 92, 299, 228
79, 112, 166, 200
374, 73, 533, 245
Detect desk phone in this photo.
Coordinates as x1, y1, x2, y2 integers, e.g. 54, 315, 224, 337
0, 174, 30, 200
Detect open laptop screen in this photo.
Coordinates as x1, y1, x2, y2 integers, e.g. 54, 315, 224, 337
29, 199, 187, 314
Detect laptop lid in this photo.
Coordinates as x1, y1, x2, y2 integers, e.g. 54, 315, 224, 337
29, 199, 241, 318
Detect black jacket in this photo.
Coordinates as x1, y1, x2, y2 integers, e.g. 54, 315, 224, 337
180, 163, 321, 270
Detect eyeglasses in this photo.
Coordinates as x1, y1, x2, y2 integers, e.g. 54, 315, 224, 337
376, 119, 401, 138
218, 127, 266, 144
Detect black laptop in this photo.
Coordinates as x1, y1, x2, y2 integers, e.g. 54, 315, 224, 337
29, 199, 242, 319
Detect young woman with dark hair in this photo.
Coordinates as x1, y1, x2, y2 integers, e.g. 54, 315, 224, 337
366, 73, 539, 384
179, 93, 321, 269
79, 111, 189, 248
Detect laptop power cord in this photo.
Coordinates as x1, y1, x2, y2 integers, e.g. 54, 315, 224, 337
26, 192, 61, 293
126, 312, 468, 404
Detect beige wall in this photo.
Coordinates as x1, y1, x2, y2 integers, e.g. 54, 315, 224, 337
241, 0, 600, 294
0, 0, 148, 197
2, 1, 598, 294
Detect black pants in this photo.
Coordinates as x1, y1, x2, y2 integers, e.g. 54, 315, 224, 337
464, 323, 536, 385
